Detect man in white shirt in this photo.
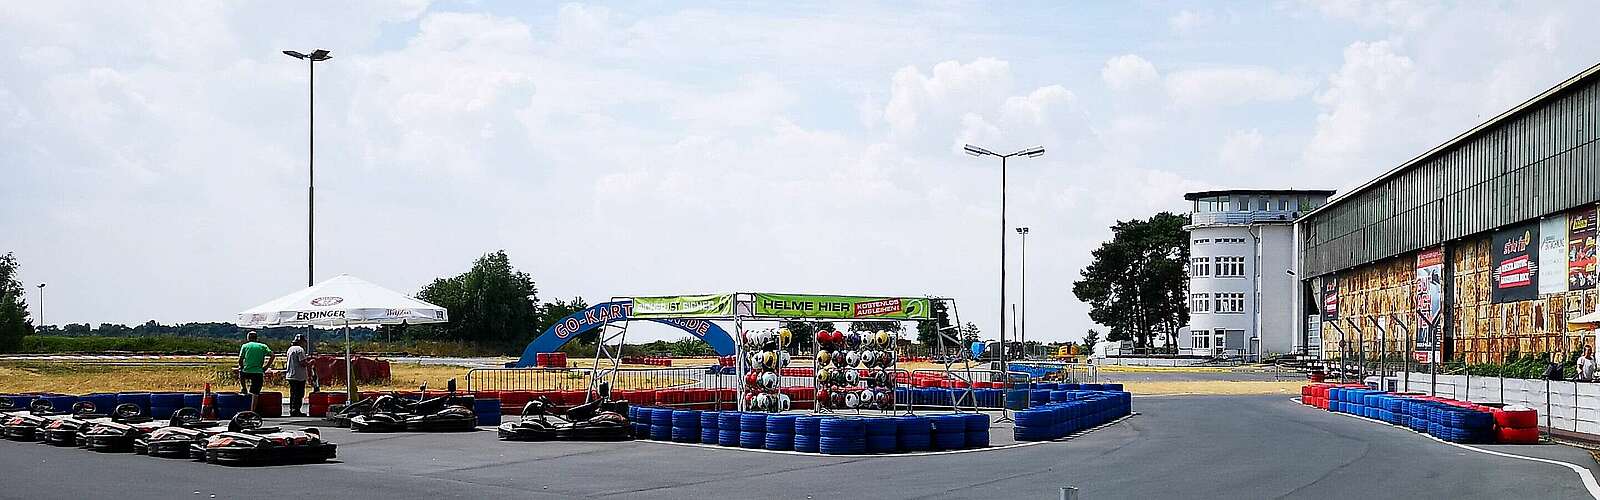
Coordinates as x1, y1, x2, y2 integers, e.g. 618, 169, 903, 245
1579, 346, 1596, 383
285, 335, 311, 417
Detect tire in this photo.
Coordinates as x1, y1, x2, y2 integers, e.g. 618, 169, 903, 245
700, 411, 720, 430
670, 426, 699, 443
632, 422, 649, 438
932, 431, 965, 450
965, 430, 989, 448
899, 431, 931, 451
763, 432, 794, 451
1013, 426, 1053, 441
794, 432, 820, 453
819, 417, 864, 437
718, 429, 739, 447
818, 436, 864, 455
1013, 409, 1053, 428
649, 424, 671, 441
865, 434, 896, 453
700, 427, 719, 444
895, 416, 931, 435
671, 410, 701, 427
765, 415, 796, 434
794, 416, 822, 435
718, 412, 743, 430
861, 417, 895, 436
740, 413, 768, 433
738, 431, 765, 449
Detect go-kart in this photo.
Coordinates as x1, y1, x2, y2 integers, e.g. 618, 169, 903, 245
82, 405, 167, 452
40, 402, 122, 446
348, 380, 477, 433
200, 412, 337, 466
133, 408, 229, 458
497, 395, 631, 441
3, 399, 67, 441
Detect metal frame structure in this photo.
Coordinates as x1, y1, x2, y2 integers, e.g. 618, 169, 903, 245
585, 293, 965, 415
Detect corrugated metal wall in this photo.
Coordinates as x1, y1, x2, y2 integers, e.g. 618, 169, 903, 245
1301, 75, 1600, 277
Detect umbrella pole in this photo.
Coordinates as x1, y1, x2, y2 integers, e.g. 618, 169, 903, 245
346, 321, 356, 402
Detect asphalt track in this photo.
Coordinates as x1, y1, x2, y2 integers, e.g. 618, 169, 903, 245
1, 395, 1594, 499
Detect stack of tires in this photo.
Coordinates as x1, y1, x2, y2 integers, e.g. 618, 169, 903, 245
649, 408, 673, 441
1494, 406, 1539, 444
1013, 407, 1055, 441
764, 415, 795, 451
671, 409, 701, 443
699, 411, 720, 444
794, 416, 822, 453
628, 406, 649, 438
819, 417, 865, 455
862, 417, 896, 453
896, 416, 931, 451
929, 414, 966, 450
739, 413, 766, 449
964, 413, 991, 447
1428, 404, 1493, 443
716, 412, 741, 446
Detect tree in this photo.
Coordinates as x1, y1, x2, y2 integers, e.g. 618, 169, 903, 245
1071, 213, 1190, 351
412, 250, 540, 349
916, 300, 952, 348
537, 296, 592, 344
1082, 329, 1101, 356
0, 253, 33, 352
783, 321, 836, 350
960, 322, 981, 344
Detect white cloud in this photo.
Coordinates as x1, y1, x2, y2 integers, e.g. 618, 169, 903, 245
1218, 129, 1266, 169
1169, 9, 1215, 34
1101, 54, 1158, 91
1164, 66, 1315, 108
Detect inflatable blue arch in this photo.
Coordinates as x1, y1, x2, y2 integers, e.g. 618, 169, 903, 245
514, 300, 736, 367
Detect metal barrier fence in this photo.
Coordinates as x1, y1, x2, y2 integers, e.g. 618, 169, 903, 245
1006, 361, 1098, 384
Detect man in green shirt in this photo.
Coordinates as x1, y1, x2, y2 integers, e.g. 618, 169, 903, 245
237, 331, 274, 411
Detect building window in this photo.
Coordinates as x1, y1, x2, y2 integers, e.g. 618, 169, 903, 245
1215, 256, 1246, 277
1193, 238, 1210, 245
1278, 198, 1288, 210
1190, 293, 1210, 313
1214, 293, 1245, 314
1256, 197, 1268, 211
1191, 332, 1211, 349
1190, 257, 1211, 277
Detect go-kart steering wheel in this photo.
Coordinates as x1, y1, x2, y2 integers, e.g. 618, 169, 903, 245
113, 403, 142, 420
30, 399, 55, 413
229, 411, 263, 432
71, 401, 98, 415
170, 407, 201, 426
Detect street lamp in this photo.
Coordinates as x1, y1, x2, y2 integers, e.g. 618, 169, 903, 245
284, 48, 331, 356
1016, 226, 1029, 359
36, 283, 44, 328
963, 144, 1044, 380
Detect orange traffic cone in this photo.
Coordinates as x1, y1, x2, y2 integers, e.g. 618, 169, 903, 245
202, 383, 217, 420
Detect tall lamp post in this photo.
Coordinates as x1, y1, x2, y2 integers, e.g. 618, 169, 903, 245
283, 48, 331, 356
36, 283, 45, 328
963, 144, 1044, 382
1016, 227, 1029, 359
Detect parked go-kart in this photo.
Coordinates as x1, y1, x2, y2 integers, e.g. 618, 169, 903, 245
3, 399, 66, 441
348, 380, 477, 433
41, 402, 122, 447
497, 393, 631, 441
200, 412, 337, 466
82, 405, 167, 452
133, 408, 228, 458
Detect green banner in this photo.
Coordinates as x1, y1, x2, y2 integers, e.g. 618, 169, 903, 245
630, 294, 734, 318
753, 293, 931, 320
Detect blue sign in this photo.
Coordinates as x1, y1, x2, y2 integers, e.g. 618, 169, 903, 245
514, 300, 736, 367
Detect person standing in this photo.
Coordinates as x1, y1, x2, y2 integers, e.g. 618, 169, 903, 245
285, 335, 311, 417
237, 331, 274, 412
1579, 346, 1596, 382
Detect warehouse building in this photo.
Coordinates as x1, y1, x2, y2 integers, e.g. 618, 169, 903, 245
1296, 63, 1600, 365
1180, 189, 1334, 359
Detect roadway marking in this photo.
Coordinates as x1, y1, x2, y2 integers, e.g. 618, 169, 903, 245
632, 413, 1139, 458
1293, 397, 1600, 499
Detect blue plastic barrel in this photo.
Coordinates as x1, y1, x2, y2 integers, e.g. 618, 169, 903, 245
474, 398, 501, 426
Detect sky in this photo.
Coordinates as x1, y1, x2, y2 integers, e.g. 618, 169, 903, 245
3, 1, 1600, 344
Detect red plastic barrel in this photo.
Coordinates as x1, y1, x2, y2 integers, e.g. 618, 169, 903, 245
256, 392, 283, 418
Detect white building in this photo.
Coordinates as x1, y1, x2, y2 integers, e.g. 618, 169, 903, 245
1181, 189, 1334, 359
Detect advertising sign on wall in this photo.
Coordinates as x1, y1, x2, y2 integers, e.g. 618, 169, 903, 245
1415, 248, 1444, 363
1540, 215, 1570, 295
1491, 222, 1540, 303
752, 293, 931, 320
1321, 274, 1339, 321
1572, 206, 1598, 291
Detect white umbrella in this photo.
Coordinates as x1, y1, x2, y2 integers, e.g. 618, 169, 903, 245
238, 274, 448, 399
